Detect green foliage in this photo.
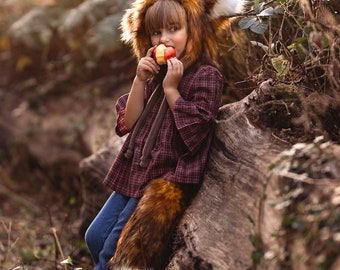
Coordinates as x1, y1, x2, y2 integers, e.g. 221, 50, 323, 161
60, 255, 74, 266
240, 0, 339, 142
241, 0, 339, 92
249, 234, 264, 266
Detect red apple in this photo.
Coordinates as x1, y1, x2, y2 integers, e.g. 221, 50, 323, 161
153, 44, 176, 65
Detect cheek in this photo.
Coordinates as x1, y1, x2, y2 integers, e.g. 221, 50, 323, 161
150, 37, 159, 46
176, 39, 186, 52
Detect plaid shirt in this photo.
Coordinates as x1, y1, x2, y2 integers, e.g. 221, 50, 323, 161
103, 63, 223, 198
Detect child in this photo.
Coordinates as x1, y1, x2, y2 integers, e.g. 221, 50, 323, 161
85, 0, 244, 269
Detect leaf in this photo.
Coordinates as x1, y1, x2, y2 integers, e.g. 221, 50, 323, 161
249, 19, 269, 34
274, 6, 284, 15
271, 55, 290, 77
239, 16, 269, 34
258, 7, 276, 17
291, 37, 308, 61
60, 256, 73, 266
16, 56, 32, 71
254, 2, 266, 14
238, 16, 257, 30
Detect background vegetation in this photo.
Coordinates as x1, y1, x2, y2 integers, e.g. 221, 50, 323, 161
0, 0, 339, 269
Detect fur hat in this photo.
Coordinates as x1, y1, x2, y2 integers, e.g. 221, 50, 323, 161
121, 0, 246, 68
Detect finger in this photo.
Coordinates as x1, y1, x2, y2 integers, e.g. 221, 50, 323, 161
141, 58, 160, 74
168, 58, 183, 74
146, 45, 157, 57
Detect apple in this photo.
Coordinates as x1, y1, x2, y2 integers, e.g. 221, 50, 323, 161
153, 44, 176, 65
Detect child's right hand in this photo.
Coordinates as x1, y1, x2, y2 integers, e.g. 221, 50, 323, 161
136, 46, 160, 82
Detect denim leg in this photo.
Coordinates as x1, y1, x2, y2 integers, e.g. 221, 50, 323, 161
96, 197, 139, 270
85, 192, 129, 264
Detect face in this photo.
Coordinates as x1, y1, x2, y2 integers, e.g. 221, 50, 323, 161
150, 24, 188, 59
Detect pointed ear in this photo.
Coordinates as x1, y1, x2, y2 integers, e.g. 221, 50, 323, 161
208, 0, 247, 19
208, 0, 247, 35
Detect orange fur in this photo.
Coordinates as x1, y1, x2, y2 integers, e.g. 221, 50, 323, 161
120, 0, 227, 69
108, 178, 185, 269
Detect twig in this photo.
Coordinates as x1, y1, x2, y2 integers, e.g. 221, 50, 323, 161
277, 171, 340, 186
245, 0, 276, 16
51, 227, 67, 270
271, 132, 290, 144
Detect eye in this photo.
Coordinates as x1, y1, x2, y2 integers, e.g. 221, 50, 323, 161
170, 26, 178, 32
152, 30, 161, 36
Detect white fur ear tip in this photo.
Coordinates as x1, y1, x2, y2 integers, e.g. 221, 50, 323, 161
209, 0, 247, 19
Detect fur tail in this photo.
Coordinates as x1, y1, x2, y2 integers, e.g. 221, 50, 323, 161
108, 178, 185, 270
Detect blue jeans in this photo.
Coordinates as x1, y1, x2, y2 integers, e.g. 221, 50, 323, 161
85, 192, 139, 270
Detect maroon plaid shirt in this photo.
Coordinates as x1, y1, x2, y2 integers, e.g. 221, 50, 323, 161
103, 63, 223, 198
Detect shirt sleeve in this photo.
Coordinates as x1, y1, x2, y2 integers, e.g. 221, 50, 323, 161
173, 66, 223, 153
115, 82, 155, 137
115, 94, 131, 136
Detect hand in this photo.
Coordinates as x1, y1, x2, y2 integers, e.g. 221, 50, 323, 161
136, 46, 160, 82
163, 58, 183, 92
163, 58, 183, 111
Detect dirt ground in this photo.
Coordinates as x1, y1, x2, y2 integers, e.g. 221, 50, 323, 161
0, 182, 94, 270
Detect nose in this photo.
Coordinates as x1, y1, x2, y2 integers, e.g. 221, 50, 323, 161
160, 32, 169, 43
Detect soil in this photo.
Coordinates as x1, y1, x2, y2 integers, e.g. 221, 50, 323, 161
0, 183, 93, 270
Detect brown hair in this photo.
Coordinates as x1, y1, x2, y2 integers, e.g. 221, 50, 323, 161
121, 0, 220, 69
144, 0, 187, 38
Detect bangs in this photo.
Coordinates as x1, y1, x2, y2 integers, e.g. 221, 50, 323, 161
145, 0, 187, 35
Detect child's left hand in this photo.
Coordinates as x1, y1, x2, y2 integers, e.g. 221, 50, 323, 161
163, 58, 183, 92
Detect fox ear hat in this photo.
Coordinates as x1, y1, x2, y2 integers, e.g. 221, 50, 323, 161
120, 0, 246, 68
